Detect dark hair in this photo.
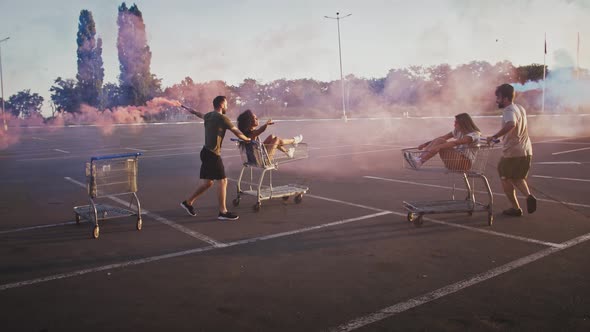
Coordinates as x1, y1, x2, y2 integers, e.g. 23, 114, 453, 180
237, 109, 255, 134
495, 84, 515, 102
455, 113, 480, 134
212, 96, 226, 109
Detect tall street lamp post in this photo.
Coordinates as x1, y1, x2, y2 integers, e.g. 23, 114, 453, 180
0, 37, 9, 131
324, 12, 351, 121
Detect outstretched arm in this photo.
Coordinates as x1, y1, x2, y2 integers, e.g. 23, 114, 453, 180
180, 104, 204, 119
251, 119, 274, 137
418, 132, 453, 150
229, 126, 251, 142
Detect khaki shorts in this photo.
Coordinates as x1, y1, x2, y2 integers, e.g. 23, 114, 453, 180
497, 155, 532, 180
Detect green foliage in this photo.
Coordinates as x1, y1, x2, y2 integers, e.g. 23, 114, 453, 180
515, 64, 547, 84
117, 2, 161, 106
50, 77, 80, 113
76, 10, 104, 108
6, 90, 44, 117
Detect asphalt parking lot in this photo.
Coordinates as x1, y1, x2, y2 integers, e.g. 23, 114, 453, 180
1, 116, 589, 331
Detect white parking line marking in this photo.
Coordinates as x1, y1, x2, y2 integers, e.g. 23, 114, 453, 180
64, 177, 224, 247
532, 175, 590, 183
124, 147, 147, 152
54, 149, 70, 154
535, 161, 581, 165
316, 148, 400, 159
311, 193, 561, 248
0, 221, 87, 234
422, 216, 563, 248
329, 232, 590, 332
0, 211, 390, 291
552, 146, 590, 155
364, 176, 590, 209
228, 177, 563, 247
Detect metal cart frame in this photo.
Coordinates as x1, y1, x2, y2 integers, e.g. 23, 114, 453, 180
401, 141, 496, 227
231, 138, 309, 211
73, 152, 142, 238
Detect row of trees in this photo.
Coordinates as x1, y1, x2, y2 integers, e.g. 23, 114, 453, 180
2, 2, 587, 120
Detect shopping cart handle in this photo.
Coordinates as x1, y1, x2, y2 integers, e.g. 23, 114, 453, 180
230, 138, 258, 144
479, 137, 500, 144
91, 152, 142, 161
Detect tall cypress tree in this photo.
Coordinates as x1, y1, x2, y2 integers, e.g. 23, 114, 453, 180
76, 10, 104, 108
117, 2, 160, 106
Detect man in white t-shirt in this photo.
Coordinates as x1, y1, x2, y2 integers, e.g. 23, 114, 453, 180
487, 84, 537, 217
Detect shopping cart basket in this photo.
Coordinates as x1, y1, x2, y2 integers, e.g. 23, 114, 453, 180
231, 138, 309, 211
73, 153, 143, 239
401, 139, 498, 227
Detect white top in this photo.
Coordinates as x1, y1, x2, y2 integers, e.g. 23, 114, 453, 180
501, 103, 533, 157
452, 129, 481, 162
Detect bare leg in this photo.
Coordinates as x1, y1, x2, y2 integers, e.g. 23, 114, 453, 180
264, 135, 280, 157
218, 178, 228, 213
419, 138, 447, 163
501, 178, 521, 210
187, 179, 214, 205
511, 179, 531, 196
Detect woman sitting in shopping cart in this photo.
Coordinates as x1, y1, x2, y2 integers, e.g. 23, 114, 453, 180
405, 113, 481, 171
237, 109, 303, 164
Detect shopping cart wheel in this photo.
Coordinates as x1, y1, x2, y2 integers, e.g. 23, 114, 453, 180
136, 218, 143, 231
487, 213, 493, 226
407, 213, 415, 222
413, 215, 424, 228
253, 202, 261, 212
75, 213, 81, 225
232, 198, 240, 207
92, 226, 100, 239
294, 194, 303, 204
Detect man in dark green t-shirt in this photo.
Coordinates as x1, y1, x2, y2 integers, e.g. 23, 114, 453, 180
181, 96, 250, 220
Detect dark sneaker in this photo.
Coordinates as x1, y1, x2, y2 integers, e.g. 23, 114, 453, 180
180, 201, 197, 216
218, 211, 239, 221
502, 208, 523, 217
526, 195, 537, 214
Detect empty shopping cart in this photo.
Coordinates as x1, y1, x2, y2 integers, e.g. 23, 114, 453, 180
73, 153, 142, 239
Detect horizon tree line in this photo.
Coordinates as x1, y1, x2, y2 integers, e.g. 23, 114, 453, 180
2, 3, 587, 119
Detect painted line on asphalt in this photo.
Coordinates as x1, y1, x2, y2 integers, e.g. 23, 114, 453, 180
54, 149, 70, 154
535, 161, 581, 165
552, 146, 590, 155
421, 215, 563, 248
315, 147, 400, 159
364, 176, 590, 209
228, 177, 562, 248
64, 177, 225, 248
532, 175, 590, 183
328, 232, 590, 332
125, 147, 147, 152
0, 220, 88, 235
0, 211, 391, 291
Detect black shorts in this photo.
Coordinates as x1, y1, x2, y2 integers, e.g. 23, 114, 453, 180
200, 148, 226, 180
497, 155, 532, 180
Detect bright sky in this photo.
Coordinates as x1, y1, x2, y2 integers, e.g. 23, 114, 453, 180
1, 0, 588, 115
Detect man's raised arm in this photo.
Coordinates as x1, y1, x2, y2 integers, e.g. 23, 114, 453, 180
180, 104, 204, 119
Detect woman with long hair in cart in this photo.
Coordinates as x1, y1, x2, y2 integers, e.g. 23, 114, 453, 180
405, 113, 482, 171
236, 109, 302, 160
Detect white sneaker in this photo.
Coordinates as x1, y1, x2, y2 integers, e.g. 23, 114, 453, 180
293, 135, 303, 145
287, 147, 295, 158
